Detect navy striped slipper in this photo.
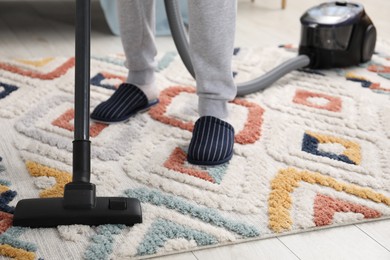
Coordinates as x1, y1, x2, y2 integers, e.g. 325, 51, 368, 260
187, 116, 235, 166
91, 83, 159, 123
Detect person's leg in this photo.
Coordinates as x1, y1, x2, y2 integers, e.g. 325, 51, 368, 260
91, 0, 159, 123
188, 0, 237, 121
187, 0, 237, 165
118, 0, 158, 99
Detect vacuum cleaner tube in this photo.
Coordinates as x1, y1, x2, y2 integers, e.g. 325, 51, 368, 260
299, 1, 376, 69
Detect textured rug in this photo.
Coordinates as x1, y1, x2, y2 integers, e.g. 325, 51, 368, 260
0, 41, 390, 259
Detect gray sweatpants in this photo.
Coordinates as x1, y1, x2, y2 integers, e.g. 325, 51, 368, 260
117, 0, 237, 119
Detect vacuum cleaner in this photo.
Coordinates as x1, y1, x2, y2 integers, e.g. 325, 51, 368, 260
165, 0, 377, 96
12, 1, 376, 228
12, 0, 142, 228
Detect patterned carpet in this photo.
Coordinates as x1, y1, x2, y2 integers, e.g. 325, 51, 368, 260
0, 42, 389, 259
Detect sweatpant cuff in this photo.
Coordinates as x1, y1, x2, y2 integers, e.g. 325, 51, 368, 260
127, 68, 155, 86
198, 98, 229, 119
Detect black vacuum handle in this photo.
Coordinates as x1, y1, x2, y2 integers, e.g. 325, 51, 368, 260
72, 0, 91, 183
13, 0, 143, 227
74, 0, 91, 141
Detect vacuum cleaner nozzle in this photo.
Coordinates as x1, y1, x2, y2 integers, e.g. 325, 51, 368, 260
13, 197, 142, 228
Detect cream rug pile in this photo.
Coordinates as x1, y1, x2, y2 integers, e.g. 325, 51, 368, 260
0, 42, 389, 259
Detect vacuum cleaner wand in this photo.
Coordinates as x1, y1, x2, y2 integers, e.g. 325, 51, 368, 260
12, 0, 142, 228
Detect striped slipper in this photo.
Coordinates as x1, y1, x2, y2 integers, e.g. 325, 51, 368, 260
187, 116, 235, 166
91, 83, 159, 123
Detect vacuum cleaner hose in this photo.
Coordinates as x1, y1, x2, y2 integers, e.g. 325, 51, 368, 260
164, 0, 311, 96
164, 0, 195, 78
234, 55, 311, 96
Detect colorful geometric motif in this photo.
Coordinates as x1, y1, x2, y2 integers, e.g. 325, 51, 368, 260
156, 52, 177, 72
84, 225, 126, 260
268, 168, 390, 233
263, 114, 389, 190
314, 194, 381, 226
52, 109, 108, 138
342, 61, 390, 93
124, 188, 260, 237
163, 147, 228, 184
15, 95, 139, 161
368, 64, 390, 73
92, 54, 126, 67
261, 78, 365, 132
0, 227, 37, 260
293, 89, 342, 112
302, 131, 361, 165
0, 159, 37, 259
15, 57, 55, 67
0, 58, 74, 80
0, 244, 35, 260
137, 218, 217, 256
0, 161, 16, 239
0, 212, 13, 234
25, 161, 71, 198
0, 190, 17, 214
0, 83, 18, 100
149, 86, 265, 144
90, 72, 126, 90
346, 72, 379, 88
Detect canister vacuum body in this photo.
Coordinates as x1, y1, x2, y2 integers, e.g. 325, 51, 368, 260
299, 1, 376, 69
